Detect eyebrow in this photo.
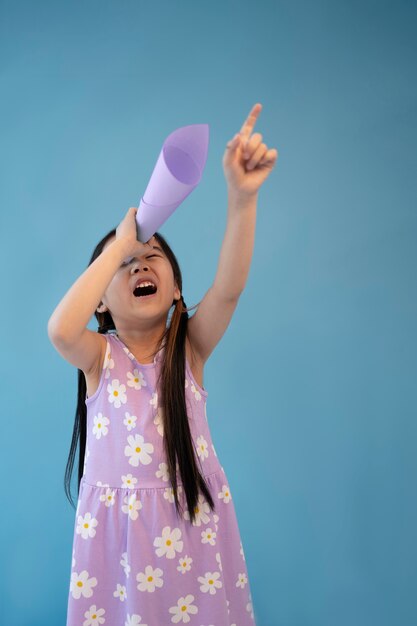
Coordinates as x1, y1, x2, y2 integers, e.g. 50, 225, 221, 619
129, 245, 164, 258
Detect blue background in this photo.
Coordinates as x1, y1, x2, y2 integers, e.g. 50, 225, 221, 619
1, 1, 416, 624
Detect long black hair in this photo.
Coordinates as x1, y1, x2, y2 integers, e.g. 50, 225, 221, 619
64, 228, 216, 524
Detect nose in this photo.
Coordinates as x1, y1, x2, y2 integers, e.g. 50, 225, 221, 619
131, 263, 149, 273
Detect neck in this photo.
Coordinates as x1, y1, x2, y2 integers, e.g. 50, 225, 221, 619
115, 326, 166, 362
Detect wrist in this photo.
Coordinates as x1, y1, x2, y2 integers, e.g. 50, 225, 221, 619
109, 237, 134, 261
227, 187, 258, 210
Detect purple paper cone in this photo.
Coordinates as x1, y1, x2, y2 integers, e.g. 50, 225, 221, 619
136, 123, 209, 242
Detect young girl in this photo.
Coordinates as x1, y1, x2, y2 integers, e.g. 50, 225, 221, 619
48, 103, 277, 626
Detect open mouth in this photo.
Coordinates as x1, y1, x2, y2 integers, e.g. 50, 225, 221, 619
133, 284, 158, 299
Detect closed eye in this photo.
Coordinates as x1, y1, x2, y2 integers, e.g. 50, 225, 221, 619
121, 254, 161, 267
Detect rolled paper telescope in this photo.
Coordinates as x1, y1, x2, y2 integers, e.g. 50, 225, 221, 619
136, 123, 209, 243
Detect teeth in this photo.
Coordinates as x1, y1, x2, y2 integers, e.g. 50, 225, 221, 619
136, 280, 156, 289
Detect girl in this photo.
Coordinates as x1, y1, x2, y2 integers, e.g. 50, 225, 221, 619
48, 103, 277, 626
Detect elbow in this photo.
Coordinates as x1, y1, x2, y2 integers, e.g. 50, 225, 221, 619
47, 320, 59, 342
47, 318, 65, 342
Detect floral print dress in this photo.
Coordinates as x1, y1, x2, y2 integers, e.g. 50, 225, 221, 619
66, 331, 257, 626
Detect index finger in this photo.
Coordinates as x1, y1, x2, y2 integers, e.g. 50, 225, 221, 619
239, 103, 263, 142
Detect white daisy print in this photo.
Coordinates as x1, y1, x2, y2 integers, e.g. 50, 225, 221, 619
197, 571, 222, 595
154, 526, 183, 559
96, 481, 110, 488
123, 411, 137, 431
201, 527, 216, 546
247, 591, 255, 619
215, 552, 223, 572
188, 379, 202, 401
153, 408, 164, 437
156, 462, 170, 482
127, 368, 147, 390
125, 613, 148, 625
92, 413, 110, 439
168, 594, 198, 623
83, 443, 90, 471
163, 485, 183, 504
177, 555, 193, 574
150, 391, 158, 409
183, 494, 211, 526
70, 570, 97, 599
121, 473, 138, 489
218, 485, 232, 503
120, 551, 131, 578
125, 433, 154, 466
99, 487, 116, 507
83, 604, 105, 625
120, 346, 131, 358
196, 435, 209, 461
113, 582, 127, 601
236, 572, 248, 588
107, 379, 127, 408
103, 344, 114, 379
122, 492, 143, 521
76, 512, 98, 539
136, 565, 164, 592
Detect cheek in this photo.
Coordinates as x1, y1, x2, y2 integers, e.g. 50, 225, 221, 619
109, 279, 128, 301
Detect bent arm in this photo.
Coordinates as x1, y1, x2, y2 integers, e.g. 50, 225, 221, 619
47, 238, 129, 343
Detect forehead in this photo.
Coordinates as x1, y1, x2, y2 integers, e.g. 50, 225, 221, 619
105, 235, 162, 254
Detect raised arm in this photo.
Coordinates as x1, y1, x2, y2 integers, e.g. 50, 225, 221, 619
47, 208, 150, 374
187, 103, 278, 364
212, 190, 258, 298
47, 207, 150, 341
47, 237, 127, 341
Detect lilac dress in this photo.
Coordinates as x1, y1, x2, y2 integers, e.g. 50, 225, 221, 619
66, 331, 257, 626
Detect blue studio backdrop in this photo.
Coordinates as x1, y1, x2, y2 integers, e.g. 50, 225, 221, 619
1, 1, 416, 625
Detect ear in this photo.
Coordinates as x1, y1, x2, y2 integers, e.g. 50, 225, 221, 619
96, 302, 108, 313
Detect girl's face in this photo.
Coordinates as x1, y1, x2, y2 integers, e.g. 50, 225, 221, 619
97, 235, 181, 328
